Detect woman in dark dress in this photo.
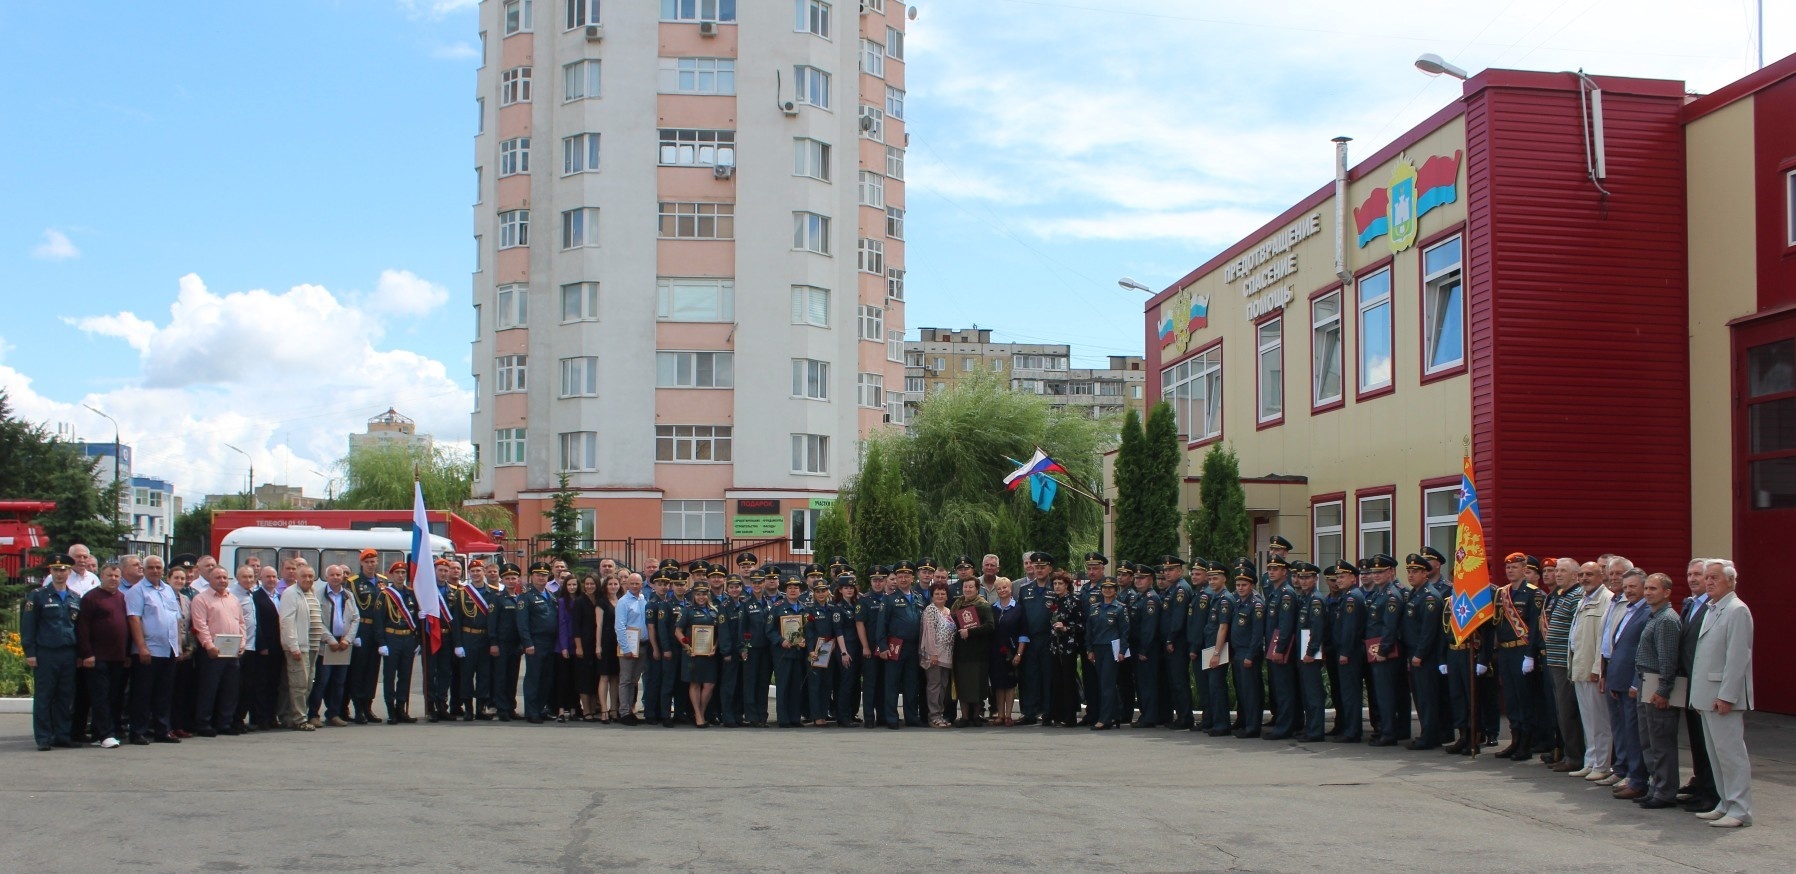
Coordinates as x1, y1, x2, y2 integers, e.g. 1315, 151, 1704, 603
1046, 571, 1084, 727
950, 577, 994, 727
595, 574, 622, 723
572, 575, 601, 721
988, 578, 1025, 725
553, 577, 578, 721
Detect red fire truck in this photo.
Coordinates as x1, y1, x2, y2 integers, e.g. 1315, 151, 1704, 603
208, 509, 502, 564
0, 500, 55, 581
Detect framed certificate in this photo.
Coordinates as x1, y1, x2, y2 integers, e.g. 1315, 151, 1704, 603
214, 634, 242, 659
690, 624, 716, 657
955, 606, 981, 630
780, 613, 805, 645
810, 639, 834, 668
621, 627, 641, 655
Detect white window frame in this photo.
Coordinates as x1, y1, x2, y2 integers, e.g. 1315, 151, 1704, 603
796, 0, 831, 38
495, 354, 528, 392
503, 0, 534, 35
658, 57, 736, 95
858, 304, 884, 341
1787, 169, 1796, 247
858, 237, 885, 275
499, 137, 530, 176
858, 372, 885, 408
656, 350, 734, 388
660, 0, 736, 23
561, 282, 599, 323
655, 278, 735, 323
885, 145, 905, 180
1161, 344, 1221, 441
473, 236, 482, 272
858, 170, 885, 208
887, 328, 903, 363
1257, 315, 1283, 424
791, 433, 830, 475
793, 138, 831, 181
863, 0, 885, 12
794, 65, 831, 109
859, 105, 884, 141
495, 428, 526, 466
1424, 485, 1460, 563
885, 85, 905, 120
791, 358, 830, 400
1357, 494, 1393, 560
886, 267, 904, 300
659, 129, 735, 167
561, 207, 599, 249
498, 209, 529, 249
655, 425, 733, 463
559, 357, 600, 398
791, 285, 830, 327
565, 0, 600, 29
658, 201, 734, 240
558, 431, 598, 472
1313, 499, 1344, 569
789, 507, 821, 554
1422, 235, 1465, 375
563, 59, 601, 102
500, 66, 532, 105
904, 376, 925, 393
885, 205, 904, 240
475, 97, 484, 134
474, 166, 482, 203
1358, 266, 1393, 393
495, 285, 528, 330
661, 499, 725, 542
886, 26, 904, 60
861, 38, 885, 77
1312, 289, 1343, 407
794, 212, 831, 254
562, 132, 600, 175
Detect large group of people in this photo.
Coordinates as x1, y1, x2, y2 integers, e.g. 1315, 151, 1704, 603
18, 538, 1756, 826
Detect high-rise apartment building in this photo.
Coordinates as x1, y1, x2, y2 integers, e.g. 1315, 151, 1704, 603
902, 327, 1146, 422
468, 0, 910, 552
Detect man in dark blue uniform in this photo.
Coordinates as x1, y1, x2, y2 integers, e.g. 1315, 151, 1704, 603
1363, 553, 1406, 746
1292, 562, 1329, 741
453, 563, 497, 720
1127, 565, 1161, 728
1014, 551, 1054, 726
488, 563, 524, 720
1401, 554, 1446, 749
740, 568, 771, 727
22, 553, 81, 750
1155, 555, 1195, 730
516, 561, 560, 724
1198, 561, 1234, 735
768, 576, 808, 728
856, 566, 889, 729
1085, 578, 1128, 730
1492, 553, 1546, 759
831, 574, 860, 726
1328, 561, 1368, 743
1230, 561, 1266, 738
375, 571, 420, 725
875, 561, 924, 728
1260, 556, 1299, 740
347, 549, 387, 724
1078, 552, 1110, 725
717, 575, 745, 727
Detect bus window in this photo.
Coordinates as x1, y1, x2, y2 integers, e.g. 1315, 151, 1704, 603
240, 548, 279, 571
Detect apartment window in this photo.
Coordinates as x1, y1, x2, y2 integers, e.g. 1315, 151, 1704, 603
789, 507, 821, 553
794, 65, 831, 109
473, 237, 482, 272
858, 304, 884, 341
500, 67, 532, 105
791, 434, 829, 475
655, 278, 734, 322
472, 375, 480, 411
499, 137, 530, 176
566, 0, 600, 28
1424, 484, 1460, 561
961, 358, 975, 372
863, 0, 884, 12
887, 267, 904, 300
655, 425, 733, 462
1312, 289, 1343, 407
858, 238, 884, 275
1013, 354, 1067, 370
1358, 266, 1393, 393
561, 207, 599, 249
659, 129, 735, 166
858, 372, 885, 408
474, 167, 482, 203
560, 356, 599, 397
885, 206, 904, 240
796, 0, 831, 37
659, 58, 736, 95
656, 351, 734, 388
905, 376, 925, 392
475, 97, 484, 134
662, 500, 725, 541
495, 428, 526, 466
562, 133, 600, 174
658, 201, 734, 240
498, 209, 529, 248
887, 396, 906, 425
861, 39, 885, 76
859, 105, 884, 141
887, 328, 903, 363
858, 171, 885, 208
793, 138, 831, 181
905, 351, 924, 366
1131, 385, 1143, 399
561, 282, 599, 322
495, 354, 528, 392
1162, 344, 1221, 441
558, 431, 598, 472
886, 145, 905, 180
495, 285, 528, 329
885, 86, 905, 120
886, 26, 904, 59
1422, 236, 1465, 375
791, 285, 830, 327
478, 31, 486, 67
1312, 500, 1344, 569
503, 0, 533, 34
1257, 316, 1283, 424
992, 358, 1004, 372
472, 301, 482, 334
564, 60, 601, 102
791, 358, 830, 400
660, 0, 736, 22
794, 212, 831, 254
1358, 493, 1393, 559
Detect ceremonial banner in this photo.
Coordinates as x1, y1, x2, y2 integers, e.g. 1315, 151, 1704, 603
1450, 455, 1495, 644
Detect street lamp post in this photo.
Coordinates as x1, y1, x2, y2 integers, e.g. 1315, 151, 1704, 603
1116, 277, 1155, 294
224, 443, 256, 509
82, 404, 124, 548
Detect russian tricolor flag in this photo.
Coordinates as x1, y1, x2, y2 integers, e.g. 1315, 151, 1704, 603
409, 480, 443, 654
1004, 449, 1067, 490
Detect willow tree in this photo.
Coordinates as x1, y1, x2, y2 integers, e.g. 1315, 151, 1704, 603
845, 438, 920, 573
334, 442, 514, 534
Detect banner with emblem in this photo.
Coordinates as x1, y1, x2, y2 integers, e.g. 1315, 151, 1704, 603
1449, 455, 1495, 644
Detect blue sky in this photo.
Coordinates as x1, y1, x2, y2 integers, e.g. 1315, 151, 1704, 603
1, 0, 1788, 501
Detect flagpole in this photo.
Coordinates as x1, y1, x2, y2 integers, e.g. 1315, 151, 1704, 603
1467, 643, 1478, 761
413, 467, 433, 722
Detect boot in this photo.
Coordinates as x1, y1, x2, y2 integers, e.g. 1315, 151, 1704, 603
1494, 733, 1522, 759
1443, 729, 1469, 755
396, 705, 418, 724
1507, 732, 1532, 762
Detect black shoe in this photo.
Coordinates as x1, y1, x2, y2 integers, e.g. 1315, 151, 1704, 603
1234, 729, 1262, 739
1263, 732, 1292, 740
220, 728, 243, 736
37, 743, 51, 751
153, 735, 181, 744
129, 735, 151, 746
1328, 735, 1360, 743
396, 713, 418, 724
1639, 799, 1676, 810
886, 723, 901, 730
1206, 728, 1233, 737
196, 729, 218, 738
353, 714, 369, 725
427, 712, 440, 723
527, 716, 544, 724
498, 712, 515, 722
1406, 740, 1435, 750
1015, 716, 1039, 726
1368, 737, 1396, 747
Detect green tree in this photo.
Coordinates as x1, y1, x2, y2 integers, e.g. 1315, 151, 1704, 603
1025, 488, 1072, 571
0, 390, 131, 563
334, 442, 514, 535
542, 472, 581, 562
171, 493, 252, 558
1137, 401, 1182, 561
1111, 408, 1145, 562
811, 500, 849, 571
846, 439, 920, 573
1190, 444, 1251, 564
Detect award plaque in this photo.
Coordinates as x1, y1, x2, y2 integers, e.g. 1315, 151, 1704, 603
214, 634, 242, 659
810, 639, 834, 668
955, 606, 980, 630
621, 627, 641, 656
780, 613, 805, 645
690, 624, 716, 657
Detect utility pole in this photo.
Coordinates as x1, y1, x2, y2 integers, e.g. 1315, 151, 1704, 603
225, 443, 256, 509
83, 405, 123, 545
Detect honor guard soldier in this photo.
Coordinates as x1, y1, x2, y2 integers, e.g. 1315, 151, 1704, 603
1197, 561, 1234, 735
876, 561, 926, 728
516, 562, 560, 723
1230, 561, 1266, 738
1085, 577, 1129, 730
452, 562, 496, 720
1126, 565, 1161, 728
1154, 555, 1195, 730
426, 558, 459, 722
374, 570, 421, 724
347, 549, 387, 724
1260, 556, 1300, 740
1441, 559, 1495, 755
769, 576, 809, 728
1328, 561, 1368, 742
1401, 554, 1446, 749
1292, 562, 1330, 741
489, 563, 525, 720
22, 553, 81, 750
1492, 553, 1546, 758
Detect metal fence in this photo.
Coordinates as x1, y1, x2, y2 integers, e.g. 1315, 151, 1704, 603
493, 535, 809, 573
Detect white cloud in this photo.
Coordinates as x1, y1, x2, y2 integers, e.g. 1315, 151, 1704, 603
365, 269, 450, 316
7, 272, 474, 503
430, 42, 480, 61
32, 229, 80, 261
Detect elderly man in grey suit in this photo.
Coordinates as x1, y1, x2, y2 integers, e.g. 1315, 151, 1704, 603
1689, 559, 1753, 828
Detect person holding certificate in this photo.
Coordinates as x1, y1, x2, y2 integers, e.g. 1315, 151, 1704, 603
1085, 577, 1129, 730
950, 578, 994, 727
803, 580, 837, 727
677, 581, 720, 728
769, 577, 809, 728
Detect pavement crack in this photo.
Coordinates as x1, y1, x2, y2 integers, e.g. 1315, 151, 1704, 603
558, 790, 606, 874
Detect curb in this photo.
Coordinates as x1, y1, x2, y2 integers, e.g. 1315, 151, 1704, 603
0, 698, 31, 714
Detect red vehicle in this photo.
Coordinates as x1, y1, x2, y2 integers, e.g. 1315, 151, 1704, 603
0, 500, 55, 581
208, 510, 502, 562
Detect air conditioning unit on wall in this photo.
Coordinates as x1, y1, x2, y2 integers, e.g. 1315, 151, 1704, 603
699, 20, 718, 36
584, 25, 603, 41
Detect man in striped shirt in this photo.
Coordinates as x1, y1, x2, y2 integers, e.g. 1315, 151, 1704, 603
1541, 558, 1583, 770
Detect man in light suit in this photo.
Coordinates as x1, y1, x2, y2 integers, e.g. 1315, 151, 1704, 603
1689, 559, 1754, 828
1567, 561, 1612, 780
277, 562, 325, 730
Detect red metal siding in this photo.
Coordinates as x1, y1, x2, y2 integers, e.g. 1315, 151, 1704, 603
1466, 79, 1691, 577
1755, 74, 1796, 310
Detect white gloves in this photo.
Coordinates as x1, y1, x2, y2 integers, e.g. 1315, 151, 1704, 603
1521, 656, 1535, 674
352, 638, 361, 648
1438, 664, 1448, 675
454, 646, 466, 657
1475, 663, 1488, 676
378, 645, 390, 656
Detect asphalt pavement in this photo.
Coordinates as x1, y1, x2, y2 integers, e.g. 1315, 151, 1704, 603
3, 704, 1792, 873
